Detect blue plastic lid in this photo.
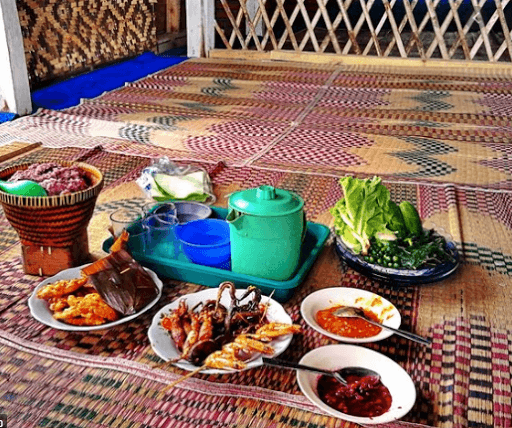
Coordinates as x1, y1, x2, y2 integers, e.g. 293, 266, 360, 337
228, 185, 304, 217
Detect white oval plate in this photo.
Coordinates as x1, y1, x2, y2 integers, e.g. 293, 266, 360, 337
297, 344, 416, 424
148, 287, 293, 374
28, 264, 163, 331
300, 287, 401, 343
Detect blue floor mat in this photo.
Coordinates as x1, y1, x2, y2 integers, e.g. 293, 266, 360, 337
0, 113, 17, 123
31, 51, 187, 111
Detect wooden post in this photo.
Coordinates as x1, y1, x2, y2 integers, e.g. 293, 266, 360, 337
186, 0, 200, 57
167, 0, 181, 32
187, 0, 215, 57
203, 0, 215, 55
0, 0, 32, 115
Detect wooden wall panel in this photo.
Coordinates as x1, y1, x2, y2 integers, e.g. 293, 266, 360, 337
16, 0, 158, 88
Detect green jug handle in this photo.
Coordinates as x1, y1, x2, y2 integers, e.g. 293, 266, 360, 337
301, 211, 307, 242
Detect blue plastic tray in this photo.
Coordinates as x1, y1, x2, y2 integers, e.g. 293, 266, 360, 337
102, 207, 330, 302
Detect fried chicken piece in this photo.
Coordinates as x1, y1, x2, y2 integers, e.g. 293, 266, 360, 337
37, 276, 89, 300
53, 293, 119, 325
75, 282, 97, 296
62, 314, 108, 326
48, 296, 69, 312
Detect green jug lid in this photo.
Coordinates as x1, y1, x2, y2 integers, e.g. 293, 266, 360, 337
229, 185, 304, 216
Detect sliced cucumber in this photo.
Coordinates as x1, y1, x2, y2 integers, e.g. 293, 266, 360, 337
154, 171, 206, 200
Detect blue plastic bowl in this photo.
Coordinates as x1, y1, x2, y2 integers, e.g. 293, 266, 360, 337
175, 219, 231, 267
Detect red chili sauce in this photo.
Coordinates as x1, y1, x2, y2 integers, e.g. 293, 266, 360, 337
317, 374, 392, 417
316, 305, 382, 338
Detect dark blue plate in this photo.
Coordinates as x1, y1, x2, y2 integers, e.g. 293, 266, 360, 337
334, 236, 460, 286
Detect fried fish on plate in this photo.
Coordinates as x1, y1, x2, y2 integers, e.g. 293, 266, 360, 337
37, 230, 160, 326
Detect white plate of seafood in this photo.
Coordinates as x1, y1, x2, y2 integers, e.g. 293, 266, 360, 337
28, 264, 163, 331
300, 288, 401, 343
148, 283, 298, 374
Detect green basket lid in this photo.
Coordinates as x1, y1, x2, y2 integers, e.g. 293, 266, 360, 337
228, 185, 304, 216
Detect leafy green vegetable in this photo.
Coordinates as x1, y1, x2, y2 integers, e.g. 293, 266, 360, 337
367, 231, 456, 269
399, 201, 423, 237
332, 175, 455, 269
330, 176, 405, 254
384, 200, 406, 234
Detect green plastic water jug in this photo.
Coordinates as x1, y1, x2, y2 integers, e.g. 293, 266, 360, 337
226, 185, 306, 281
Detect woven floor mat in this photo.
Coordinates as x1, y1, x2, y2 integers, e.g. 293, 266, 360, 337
1, 57, 512, 426
0, 329, 438, 428
1, 58, 512, 190
1, 146, 512, 427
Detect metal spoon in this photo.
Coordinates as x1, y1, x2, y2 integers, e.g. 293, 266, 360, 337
333, 306, 431, 345
0, 180, 47, 196
262, 357, 380, 386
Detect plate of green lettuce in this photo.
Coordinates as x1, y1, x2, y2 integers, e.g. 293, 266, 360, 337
331, 176, 459, 285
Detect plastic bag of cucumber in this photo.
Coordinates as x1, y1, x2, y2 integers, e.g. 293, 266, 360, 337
330, 176, 456, 270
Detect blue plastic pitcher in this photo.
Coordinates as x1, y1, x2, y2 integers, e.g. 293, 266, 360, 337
226, 185, 305, 280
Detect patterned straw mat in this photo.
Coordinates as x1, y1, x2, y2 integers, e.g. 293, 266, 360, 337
0, 57, 512, 427
0, 58, 512, 190
0, 144, 511, 427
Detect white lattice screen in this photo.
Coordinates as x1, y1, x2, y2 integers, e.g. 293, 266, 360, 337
198, 0, 512, 63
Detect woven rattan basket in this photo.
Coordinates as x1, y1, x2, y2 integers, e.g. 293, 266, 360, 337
0, 161, 104, 276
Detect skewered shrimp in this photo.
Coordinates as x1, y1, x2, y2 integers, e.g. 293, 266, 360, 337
234, 335, 275, 355
202, 323, 302, 370
250, 322, 302, 341
204, 349, 247, 370
160, 283, 301, 371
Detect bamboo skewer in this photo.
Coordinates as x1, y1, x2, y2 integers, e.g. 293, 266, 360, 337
153, 357, 182, 370
161, 364, 208, 392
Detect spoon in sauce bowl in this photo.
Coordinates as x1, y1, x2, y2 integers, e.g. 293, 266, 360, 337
261, 357, 380, 386
333, 306, 431, 345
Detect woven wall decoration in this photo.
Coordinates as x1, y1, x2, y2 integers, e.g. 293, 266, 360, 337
16, 0, 158, 88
